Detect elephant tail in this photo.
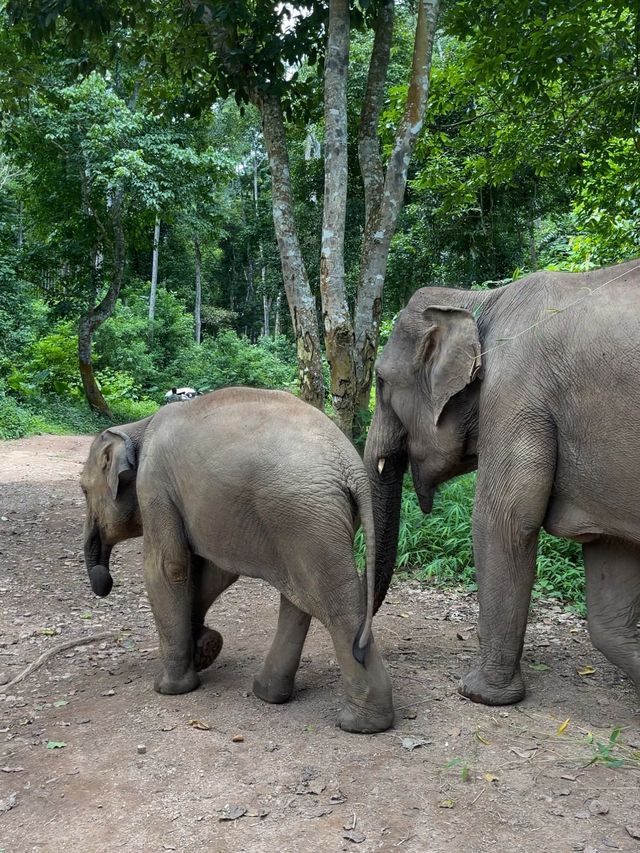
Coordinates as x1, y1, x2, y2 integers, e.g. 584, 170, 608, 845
350, 472, 376, 660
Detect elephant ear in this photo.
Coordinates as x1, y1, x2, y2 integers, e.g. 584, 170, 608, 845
101, 429, 137, 500
417, 306, 483, 425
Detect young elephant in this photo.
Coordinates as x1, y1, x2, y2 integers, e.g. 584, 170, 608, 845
81, 388, 394, 733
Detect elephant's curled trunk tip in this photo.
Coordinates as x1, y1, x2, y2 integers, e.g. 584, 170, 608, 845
89, 564, 113, 597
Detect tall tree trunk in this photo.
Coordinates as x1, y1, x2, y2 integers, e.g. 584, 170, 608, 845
78, 191, 126, 417
354, 0, 440, 413
259, 93, 324, 409
148, 215, 160, 322
320, 0, 356, 436
194, 235, 202, 344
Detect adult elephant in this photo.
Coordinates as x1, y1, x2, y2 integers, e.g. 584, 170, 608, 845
364, 258, 640, 706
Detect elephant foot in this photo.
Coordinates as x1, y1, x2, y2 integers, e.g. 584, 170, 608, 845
154, 668, 200, 695
252, 671, 295, 704
458, 666, 525, 706
337, 703, 394, 734
194, 627, 223, 672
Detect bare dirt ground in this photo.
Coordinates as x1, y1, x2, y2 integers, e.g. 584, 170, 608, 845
1, 435, 639, 853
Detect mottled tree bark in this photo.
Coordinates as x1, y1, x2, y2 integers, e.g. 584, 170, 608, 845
354, 0, 440, 412
320, 0, 355, 435
260, 93, 324, 409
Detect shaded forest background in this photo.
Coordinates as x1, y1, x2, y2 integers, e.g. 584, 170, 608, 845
1, 0, 638, 607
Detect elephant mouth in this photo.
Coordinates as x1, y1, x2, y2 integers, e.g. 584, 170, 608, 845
416, 488, 436, 514
84, 526, 114, 597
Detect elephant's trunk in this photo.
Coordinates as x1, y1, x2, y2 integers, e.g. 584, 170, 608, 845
365, 441, 407, 613
84, 525, 114, 597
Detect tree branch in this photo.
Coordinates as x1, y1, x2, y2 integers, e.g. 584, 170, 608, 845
0, 632, 122, 693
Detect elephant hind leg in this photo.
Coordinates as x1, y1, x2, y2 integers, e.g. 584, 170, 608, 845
191, 558, 238, 672
253, 594, 311, 704
143, 507, 200, 696
584, 538, 640, 695
328, 619, 394, 733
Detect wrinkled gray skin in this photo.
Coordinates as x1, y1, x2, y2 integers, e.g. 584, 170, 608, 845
365, 259, 640, 706
81, 388, 393, 733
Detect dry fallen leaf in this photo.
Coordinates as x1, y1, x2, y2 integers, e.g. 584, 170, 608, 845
188, 719, 211, 731
577, 665, 596, 676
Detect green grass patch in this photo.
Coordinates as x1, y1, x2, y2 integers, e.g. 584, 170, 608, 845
356, 473, 585, 614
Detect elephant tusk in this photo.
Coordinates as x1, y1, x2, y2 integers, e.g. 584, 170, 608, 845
377, 457, 386, 475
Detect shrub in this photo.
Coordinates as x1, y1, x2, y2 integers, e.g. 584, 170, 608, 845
192, 330, 297, 392
0, 393, 32, 440
8, 319, 82, 398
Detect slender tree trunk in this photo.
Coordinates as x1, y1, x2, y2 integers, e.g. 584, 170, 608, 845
17, 201, 23, 250
78, 191, 126, 417
78, 315, 111, 417
528, 181, 538, 271
148, 215, 160, 322
320, 0, 356, 436
354, 0, 440, 413
262, 293, 272, 337
274, 291, 281, 337
194, 235, 202, 344
259, 93, 324, 409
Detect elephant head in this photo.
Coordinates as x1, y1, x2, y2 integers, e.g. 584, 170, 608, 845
80, 422, 149, 597
364, 300, 483, 608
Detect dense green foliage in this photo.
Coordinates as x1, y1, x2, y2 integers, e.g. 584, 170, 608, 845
2, 1, 637, 609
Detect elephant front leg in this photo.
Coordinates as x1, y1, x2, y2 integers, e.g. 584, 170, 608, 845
253, 595, 311, 704
191, 558, 238, 672
143, 519, 200, 696
584, 538, 640, 695
459, 423, 555, 706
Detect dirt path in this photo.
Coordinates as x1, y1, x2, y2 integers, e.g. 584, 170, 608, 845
1, 435, 639, 853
